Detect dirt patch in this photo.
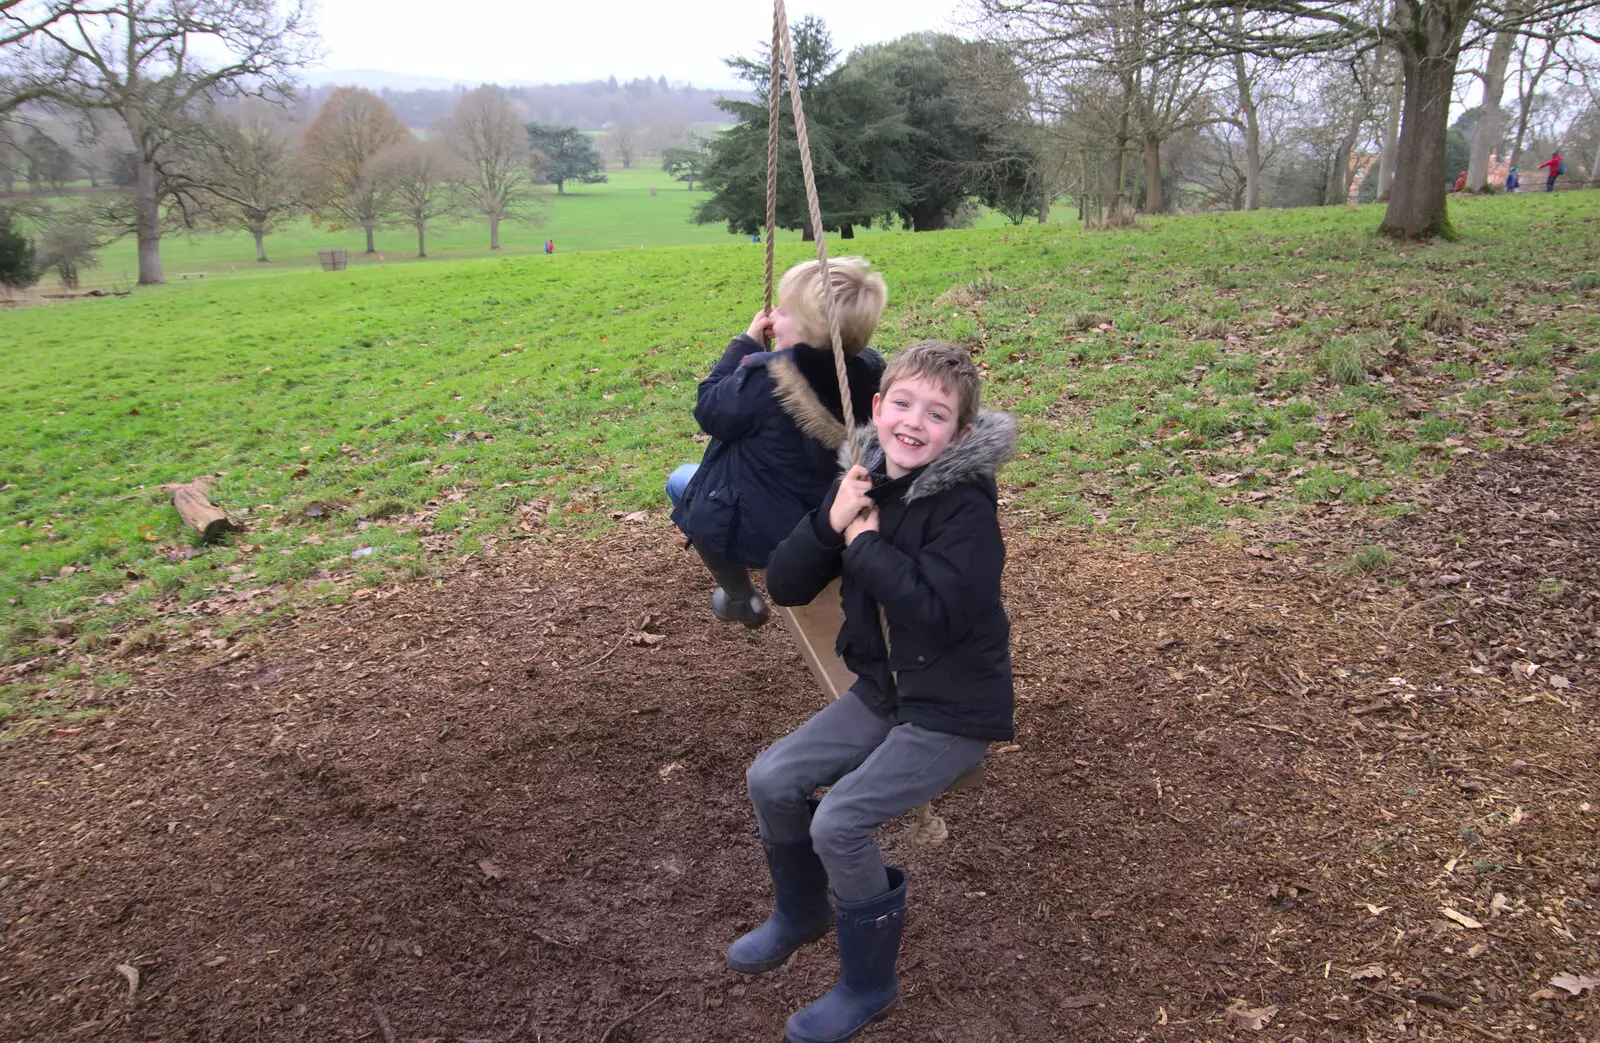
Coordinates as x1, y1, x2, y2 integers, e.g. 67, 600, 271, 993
2, 447, 1597, 1042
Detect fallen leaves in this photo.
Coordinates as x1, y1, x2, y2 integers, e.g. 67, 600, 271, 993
1350, 964, 1387, 981
1549, 973, 1600, 996
1440, 907, 1484, 930
114, 963, 140, 999
1225, 1001, 1278, 1031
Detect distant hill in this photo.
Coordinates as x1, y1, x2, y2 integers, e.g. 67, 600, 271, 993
303, 69, 487, 91
297, 71, 751, 134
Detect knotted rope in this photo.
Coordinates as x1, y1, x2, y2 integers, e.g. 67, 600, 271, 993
765, 0, 948, 846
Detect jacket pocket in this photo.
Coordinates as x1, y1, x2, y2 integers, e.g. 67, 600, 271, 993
886, 629, 945, 675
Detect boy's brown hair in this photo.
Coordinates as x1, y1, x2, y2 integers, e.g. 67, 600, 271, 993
880, 339, 982, 430
779, 257, 887, 355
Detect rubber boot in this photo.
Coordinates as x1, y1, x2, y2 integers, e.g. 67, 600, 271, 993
726, 814, 834, 973
784, 867, 907, 1043
696, 545, 770, 629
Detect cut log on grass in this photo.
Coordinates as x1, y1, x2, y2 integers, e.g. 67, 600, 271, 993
167, 480, 244, 542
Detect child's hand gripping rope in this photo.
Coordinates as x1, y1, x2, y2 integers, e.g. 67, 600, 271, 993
828, 465, 879, 545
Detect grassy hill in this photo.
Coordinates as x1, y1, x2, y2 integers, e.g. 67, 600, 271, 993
1, 190, 1597, 720
54, 167, 1053, 284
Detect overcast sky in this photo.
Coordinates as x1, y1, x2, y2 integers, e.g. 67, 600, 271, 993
311, 0, 967, 89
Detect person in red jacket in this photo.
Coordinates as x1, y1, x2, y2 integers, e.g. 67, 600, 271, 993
1453, 170, 1467, 192
1539, 151, 1563, 192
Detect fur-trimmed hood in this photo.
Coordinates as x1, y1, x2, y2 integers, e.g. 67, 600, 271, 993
767, 345, 882, 450
839, 411, 1018, 503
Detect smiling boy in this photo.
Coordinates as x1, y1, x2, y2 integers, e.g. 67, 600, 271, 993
728, 340, 1018, 1043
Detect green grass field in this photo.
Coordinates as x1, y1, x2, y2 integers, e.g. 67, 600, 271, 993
2, 190, 1598, 725
49, 167, 1051, 286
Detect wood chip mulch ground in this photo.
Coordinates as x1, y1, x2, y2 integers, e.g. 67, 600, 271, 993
2, 443, 1596, 1042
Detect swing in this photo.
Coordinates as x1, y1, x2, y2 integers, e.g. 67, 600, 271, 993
755, 0, 981, 847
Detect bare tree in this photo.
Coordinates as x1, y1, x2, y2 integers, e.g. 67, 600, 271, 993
372, 137, 463, 258
301, 86, 407, 254
0, 1, 102, 114
1118, 0, 1600, 237
443, 86, 536, 250
1466, 21, 1520, 188
1226, 8, 1270, 207
186, 107, 299, 261
610, 121, 637, 168
8, 1, 316, 283
973, 0, 1224, 214
1508, 17, 1570, 165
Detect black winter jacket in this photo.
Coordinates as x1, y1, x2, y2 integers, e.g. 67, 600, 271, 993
765, 413, 1018, 741
671, 334, 883, 568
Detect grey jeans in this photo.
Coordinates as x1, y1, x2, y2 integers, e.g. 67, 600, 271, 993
745, 691, 989, 902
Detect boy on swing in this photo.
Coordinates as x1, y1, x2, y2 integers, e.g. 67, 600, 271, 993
733, 340, 1017, 1043
666, 258, 887, 627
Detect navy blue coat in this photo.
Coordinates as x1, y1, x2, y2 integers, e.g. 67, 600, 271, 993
671, 334, 883, 568
765, 414, 1019, 742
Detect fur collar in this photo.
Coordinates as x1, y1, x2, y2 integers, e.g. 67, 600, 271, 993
769, 346, 883, 450
839, 411, 1017, 503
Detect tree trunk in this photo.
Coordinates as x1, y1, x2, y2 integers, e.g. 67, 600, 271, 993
417, 224, 426, 258
1467, 28, 1516, 190
364, 221, 376, 254
555, 178, 565, 195
134, 155, 164, 285
839, 223, 854, 239
1327, 97, 1366, 206
1239, 92, 1261, 210
1037, 198, 1050, 223
489, 213, 500, 250
1377, 63, 1403, 201
801, 224, 815, 242
252, 229, 268, 262
1590, 139, 1600, 188
1142, 135, 1163, 214
1110, 102, 1133, 211
1378, 47, 1461, 240
1230, 15, 1262, 211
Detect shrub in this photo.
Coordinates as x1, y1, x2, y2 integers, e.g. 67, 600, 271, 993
0, 209, 38, 290
36, 222, 102, 290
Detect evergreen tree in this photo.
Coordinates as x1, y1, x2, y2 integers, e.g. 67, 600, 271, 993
694, 21, 1040, 237
0, 209, 38, 289
694, 16, 908, 240
526, 124, 607, 195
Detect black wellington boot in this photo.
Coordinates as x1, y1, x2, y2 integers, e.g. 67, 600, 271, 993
784, 867, 907, 1043
696, 545, 770, 629
725, 837, 834, 973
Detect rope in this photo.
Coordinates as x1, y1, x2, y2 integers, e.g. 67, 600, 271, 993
770, 0, 857, 465
766, 0, 944, 845
764, 2, 779, 325
906, 803, 949, 847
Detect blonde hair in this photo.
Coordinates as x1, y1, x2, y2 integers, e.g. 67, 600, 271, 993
880, 340, 982, 429
778, 256, 887, 355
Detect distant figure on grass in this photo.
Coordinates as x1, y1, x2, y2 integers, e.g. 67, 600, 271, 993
545, 239, 554, 254
733, 340, 1017, 1042
1454, 170, 1467, 192
666, 258, 886, 627
1539, 151, 1564, 191
1506, 166, 1520, 192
